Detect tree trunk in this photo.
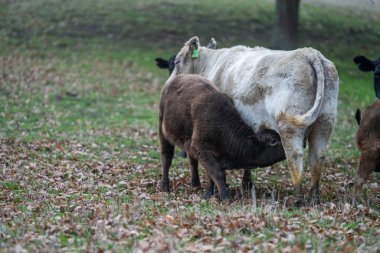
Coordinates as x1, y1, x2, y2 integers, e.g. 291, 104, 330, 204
272, 0, 300, 50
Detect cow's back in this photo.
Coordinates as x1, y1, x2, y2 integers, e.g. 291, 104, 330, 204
204, 47, 335, 131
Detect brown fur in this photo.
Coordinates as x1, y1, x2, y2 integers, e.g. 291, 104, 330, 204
354, 100, 380, 202
159, 74, 285, 200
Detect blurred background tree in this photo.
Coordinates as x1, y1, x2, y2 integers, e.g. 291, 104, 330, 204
272, 0, 301, 50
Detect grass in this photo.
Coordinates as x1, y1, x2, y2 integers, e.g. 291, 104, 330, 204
0, 0, 380, 252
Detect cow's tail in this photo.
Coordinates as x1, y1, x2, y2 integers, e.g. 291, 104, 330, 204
278, 51, 325, 128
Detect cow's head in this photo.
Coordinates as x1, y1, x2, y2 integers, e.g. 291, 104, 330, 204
172, 37, 217, 76
155, 55, 176, 75
206, 37, 217, 49
353, 55, 380, 99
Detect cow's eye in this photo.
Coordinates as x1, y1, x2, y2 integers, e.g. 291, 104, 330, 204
174, 59, 180, 65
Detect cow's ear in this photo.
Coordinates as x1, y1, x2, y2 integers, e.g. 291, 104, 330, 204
355, 108, 361, 125
206, 38, 217, 49
353, 55, 375, 72
186, 36, 200, 58
155, 58, 169, 69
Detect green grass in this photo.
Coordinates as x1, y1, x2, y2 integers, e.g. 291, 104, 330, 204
0, 0, 380, 252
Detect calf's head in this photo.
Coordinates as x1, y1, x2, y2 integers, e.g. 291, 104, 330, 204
353, 55, 380, 99
248, 129, 286, 166
353, 100, 380, 201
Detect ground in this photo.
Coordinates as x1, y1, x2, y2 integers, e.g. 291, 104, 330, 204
0, 0, 379, 252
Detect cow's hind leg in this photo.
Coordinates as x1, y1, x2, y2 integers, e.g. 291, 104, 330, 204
308, 116, 334, 204
277, 125, 305, 201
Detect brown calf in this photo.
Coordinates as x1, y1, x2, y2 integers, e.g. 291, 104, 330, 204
354, 100, 380, 202
158, 74, 285, 201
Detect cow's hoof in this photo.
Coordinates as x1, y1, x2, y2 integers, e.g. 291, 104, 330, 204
291, 184, 306, 207
309, 186, 320, 205
295, 198, 306, 207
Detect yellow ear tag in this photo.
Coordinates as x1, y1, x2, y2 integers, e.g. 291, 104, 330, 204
192, 48, 199, 59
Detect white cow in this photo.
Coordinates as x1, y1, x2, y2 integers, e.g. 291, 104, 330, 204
170, 36, 339, 201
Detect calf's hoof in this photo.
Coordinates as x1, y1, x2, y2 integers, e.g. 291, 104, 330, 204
191, 178, 201, 188
204, 189, 215, 199
160, 181, 170, 192
242, 180, 253, 192
218, 190, 231, 202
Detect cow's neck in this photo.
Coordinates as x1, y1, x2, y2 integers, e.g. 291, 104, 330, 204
197, 47, 236, 93
197, 47, 272, 132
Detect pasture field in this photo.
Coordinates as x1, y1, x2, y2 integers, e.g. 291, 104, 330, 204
0, 0, 379, 252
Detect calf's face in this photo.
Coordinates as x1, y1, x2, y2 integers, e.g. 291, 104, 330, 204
353, 55, 380, 99
248, 129, 286, 166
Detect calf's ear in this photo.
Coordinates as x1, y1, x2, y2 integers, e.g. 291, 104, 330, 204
155, 58, 169, 69
185, 36, 200, 58
206, 38, 217, 49
353, 55, 375, 72
355, 108, 361, 125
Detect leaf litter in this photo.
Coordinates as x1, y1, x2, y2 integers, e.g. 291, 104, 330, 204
0, 54, 379, 252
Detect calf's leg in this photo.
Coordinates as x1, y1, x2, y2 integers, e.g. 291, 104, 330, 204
199, 151, 230, 201
159, 136, 175, 192
242, 169, 253, 192
204, 174, 215, 199
188, 155, 201, 187
353, 153, 375, 204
